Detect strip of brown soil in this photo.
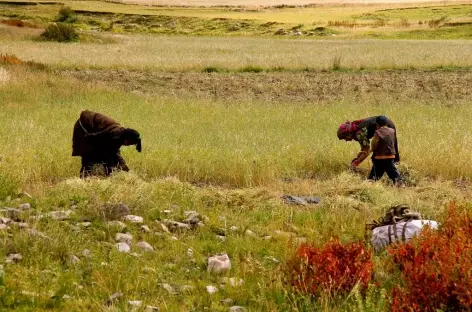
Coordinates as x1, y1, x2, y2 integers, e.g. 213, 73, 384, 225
59, 69, 472, 103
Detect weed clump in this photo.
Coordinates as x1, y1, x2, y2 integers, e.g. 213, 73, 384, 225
239, 65, 264, 73
56, 6, 77, 23
388, 204, 472, 312
40, 23, 78, 42
202, 66, 222, 73
288, 239, 373, 296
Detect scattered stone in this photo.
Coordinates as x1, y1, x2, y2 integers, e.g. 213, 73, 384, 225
105, 292, 123, 305
208, 253, 231, 274
5, 253, 22, 264
170, 236, 178, 241
124, 215, 144, 224
12, 222, 29, 228
70, 255, 80, 264
106, 220, 126, 230
116, 242, 131, 253
264, 236, 272, 240
137, 241, 154, 252
103, 202, 130, 220
294, 31, 302, 36
145, 306, 160, 312
143, 266, 156, 273
18, 203, 31, 211
245, 229, 256, 236
206, 285, 218, 295
62, 294, 72, 300
162, 209, 172, 214
187, 248, 194, 258
82, 249, 91, 257
229, 226, 239, 232
48, 210, 73, 221
0, 224, 10, 231
130, 252, 141, 258
26, 228, 50, 239
18, 192, 33, 199
264, 256, 280, 264
78, 222, 92, 228
140, 225, 151, 233
2, 208, 21, 219
216, 235, 226, 241
221, 277, 244, 287
183, 211, 201, 225
230, 306, 247, 312
161, 283, 177, 295
221, 298, 234, 305
115, 233, 133, 244
0, 217, 11, 224
165, 220, 191, 232
128, 300, 143, 308
155, 221, 170, 234
101, 262, 108, 266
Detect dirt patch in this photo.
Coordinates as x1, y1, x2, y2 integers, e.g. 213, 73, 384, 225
59, 68, 472, 103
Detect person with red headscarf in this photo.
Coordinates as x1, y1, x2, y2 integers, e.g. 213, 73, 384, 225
337, 115, 399, 171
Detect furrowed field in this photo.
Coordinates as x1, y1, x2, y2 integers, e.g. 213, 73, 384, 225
1, 0, 472, 311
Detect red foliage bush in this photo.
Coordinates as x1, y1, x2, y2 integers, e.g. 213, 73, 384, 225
288, 239, 373, 296
0, 19, 25, 27
0, 54, 23, 65
388, 204, 472, 312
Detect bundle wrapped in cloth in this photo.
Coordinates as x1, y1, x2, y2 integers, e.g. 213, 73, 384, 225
366, 205, 439, 252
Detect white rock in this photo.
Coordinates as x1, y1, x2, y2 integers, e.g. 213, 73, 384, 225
140, 225, 151, 233
161, 283, 177, 295
128, 300, 142, 307
245, 229, 256, 236
208, 253, 231, 274
145, 306, 160, 311
264, 256, 280, 264
82, 249, 91, 257
13, 222, 29, 228
5, 253, 22, 263
229, 226, 239, 231
230, 306, 247, 312
161, 210, 172, 215
78, 222, 92, 228
48, 210, 73, 221
70, 255, 80, 264
137, 241, 154, 252
62, 294, 72, 300
263, 236, 272, 240
18, 203, 31, 211
0, 224, 10, 231
165, 220, 191, 232
115, 233, 133, 244
124, 215, 144, 224
187, 248, 194, 258
216, 235, 226, 241
106, 221, 127, 229
222, 277, 244, 287
130, 252, 141, 258
0, 217, 11, 224
206, 285, 218, 295
155, 221, 170, 234
27, 228, 50, 239
116, 242, 131, 253
170, 236, 178, 241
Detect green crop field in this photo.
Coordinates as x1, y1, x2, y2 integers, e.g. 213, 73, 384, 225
1, 0, 472, 311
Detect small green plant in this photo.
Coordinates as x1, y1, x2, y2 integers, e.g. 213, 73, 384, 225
40, 23, 78, 42
56, 6, 76, 23
332, 55, 342, 71
239, 65, 264, 73
202, 66, 222, 73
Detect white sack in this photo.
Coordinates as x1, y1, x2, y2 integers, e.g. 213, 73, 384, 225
371, 220, 439, 252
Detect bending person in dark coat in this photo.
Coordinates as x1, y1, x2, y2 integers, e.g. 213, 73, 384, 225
72, 110, 142, 178
337, 115, 399, 170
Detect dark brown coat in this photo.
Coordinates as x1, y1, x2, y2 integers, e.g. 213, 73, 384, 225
72, 110, 125, 157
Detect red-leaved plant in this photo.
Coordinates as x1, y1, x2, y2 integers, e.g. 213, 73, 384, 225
388, 204, 472, 312
288, 239, 373, 296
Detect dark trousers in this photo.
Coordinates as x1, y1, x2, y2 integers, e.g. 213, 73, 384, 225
80, 156, 118, 178
368, 159, 402, 184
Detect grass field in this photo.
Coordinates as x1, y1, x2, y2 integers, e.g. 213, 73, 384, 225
1, 0, 472, 310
